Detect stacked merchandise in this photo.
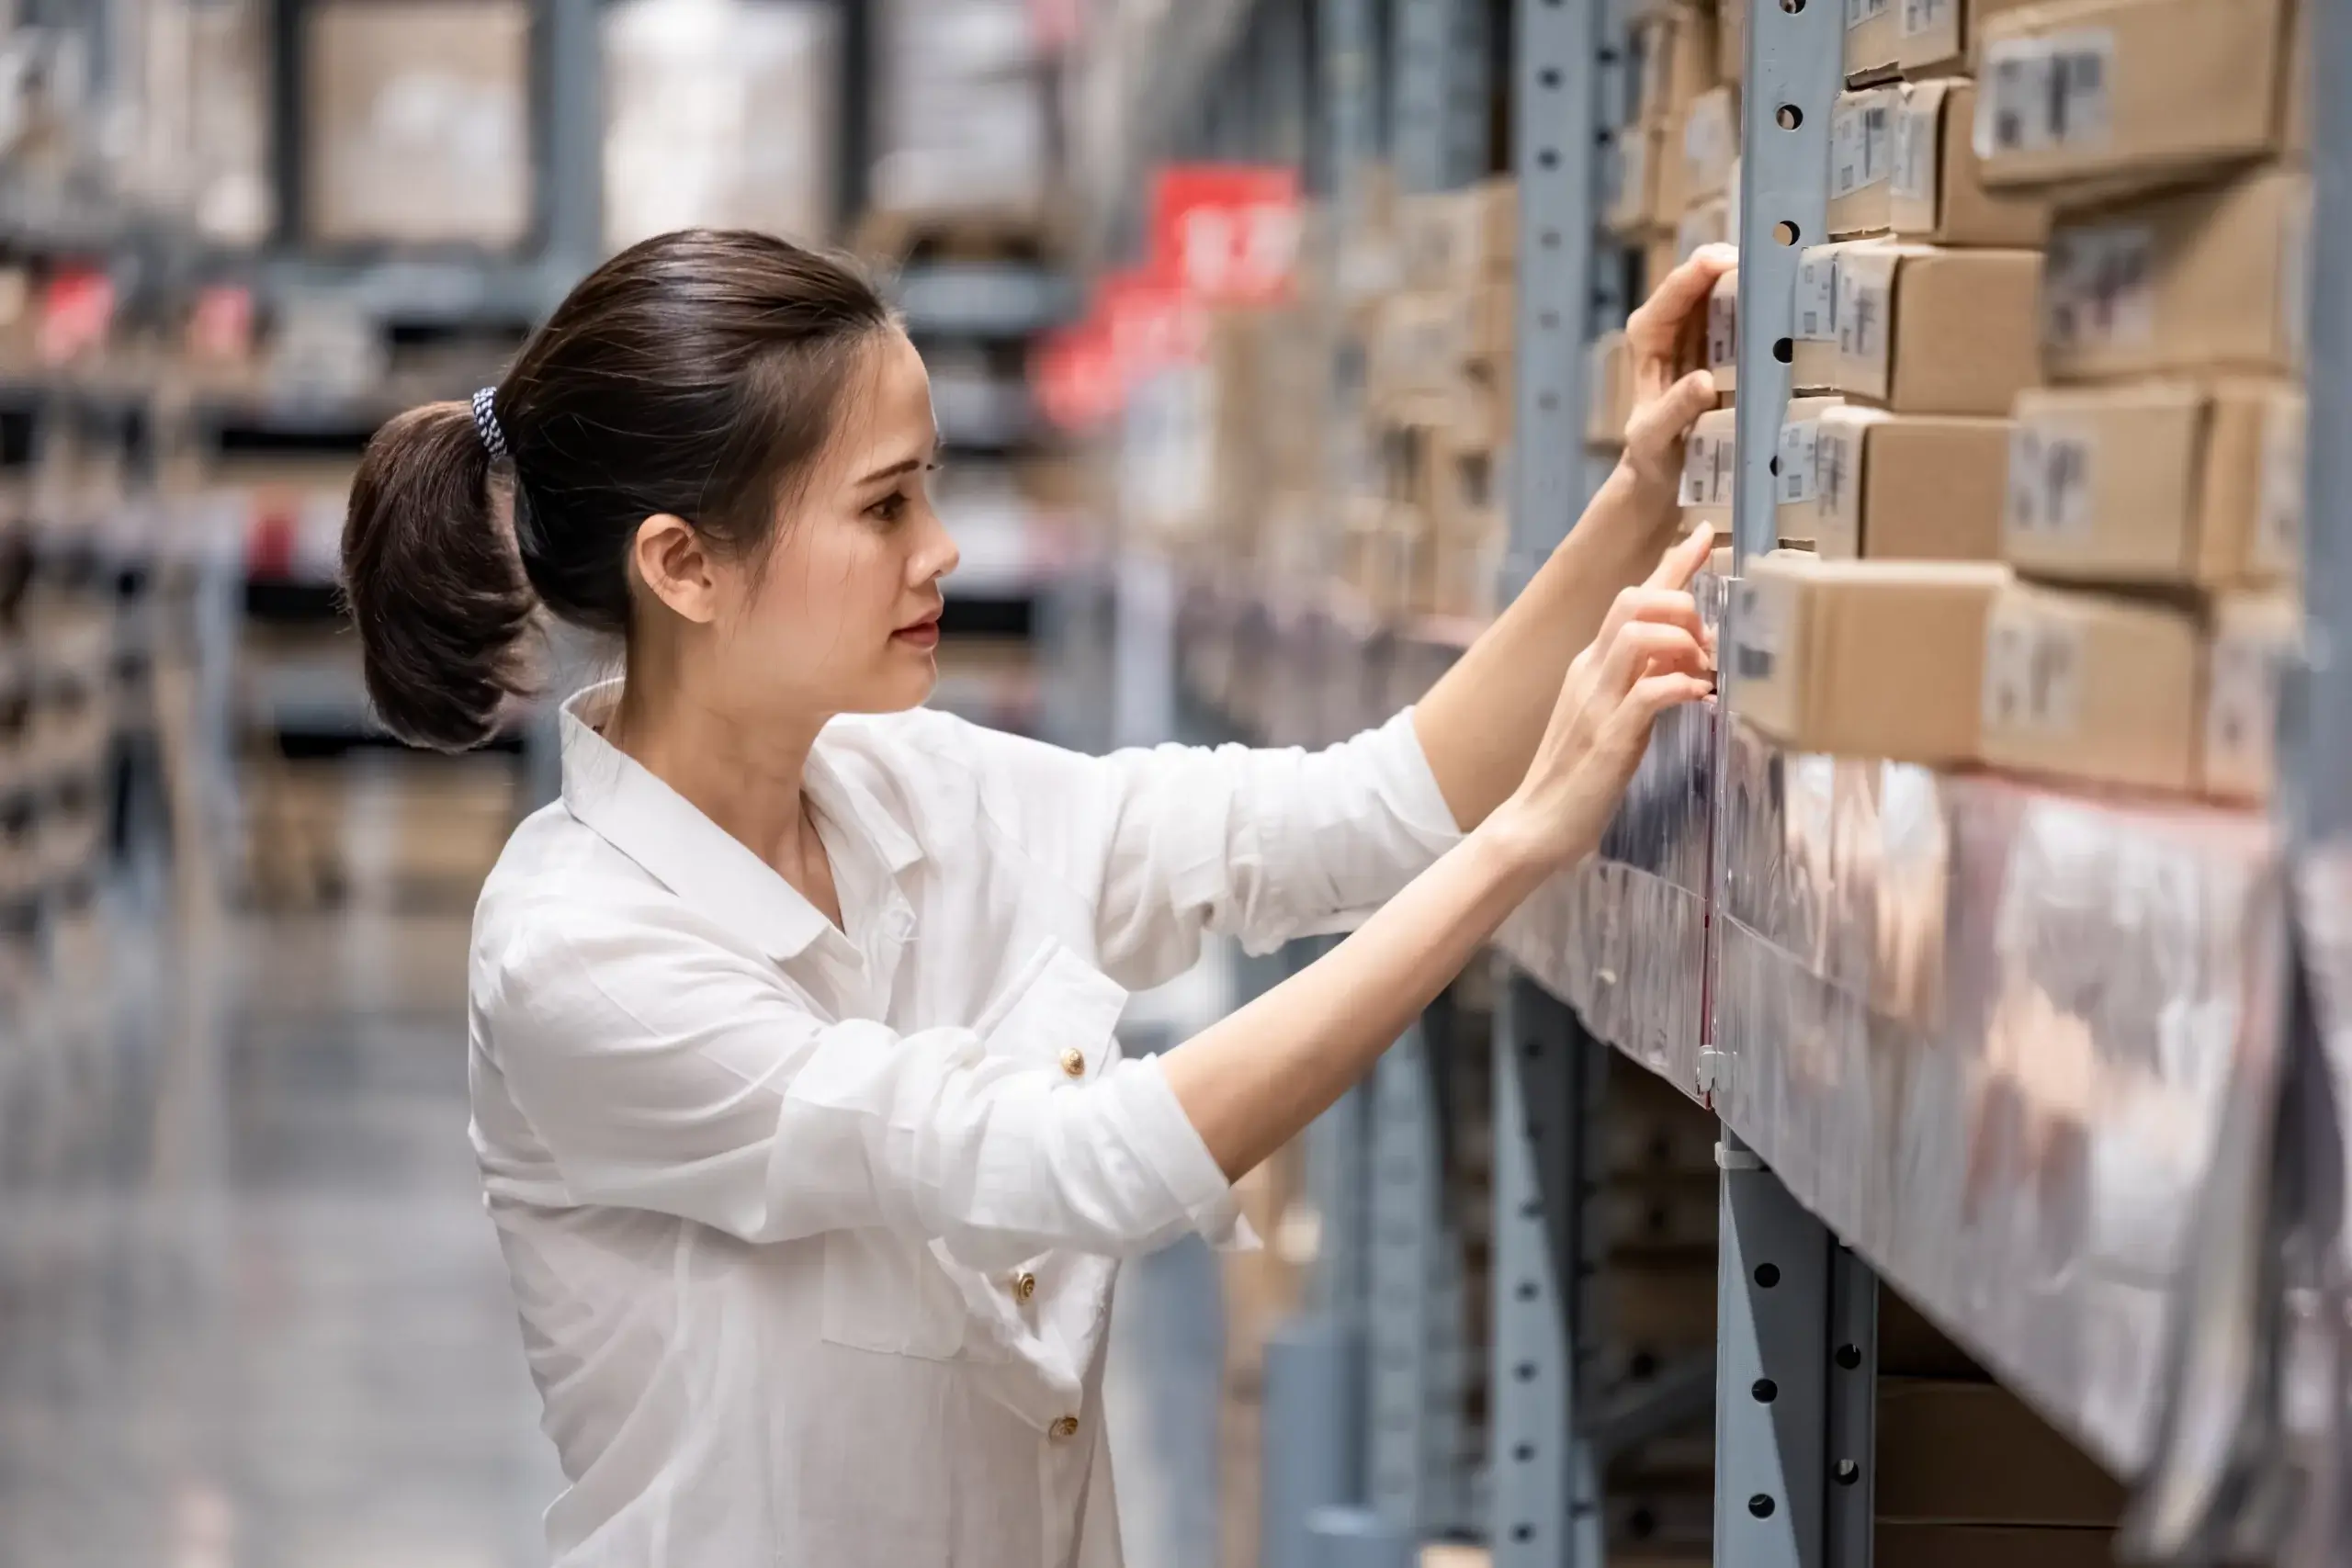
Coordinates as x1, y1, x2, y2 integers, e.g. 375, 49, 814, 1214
1607, 1, 1746, 288
1734, 0, 2305, 809
1345, 176, 1517, 625
867, 0, 1057, 245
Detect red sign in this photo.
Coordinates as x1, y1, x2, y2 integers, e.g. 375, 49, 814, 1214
1149, 164, 1303, 306
1099, 267, 1206, 378
1031, 317, 1121, 434
37, 267, 114, 367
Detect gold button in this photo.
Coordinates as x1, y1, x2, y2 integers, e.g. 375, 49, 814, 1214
1013, 1271, 1037, 1303
1057, 1048, 1085, 1078
1048, 1415, 1080, 1441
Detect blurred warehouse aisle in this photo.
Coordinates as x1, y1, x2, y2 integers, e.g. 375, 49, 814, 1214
0, 897, 560, 1568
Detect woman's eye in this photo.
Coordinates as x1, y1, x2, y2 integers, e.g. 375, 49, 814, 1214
869, 491, 909, 524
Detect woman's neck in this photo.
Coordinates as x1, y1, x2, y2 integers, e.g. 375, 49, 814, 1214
602, 671, 842, 925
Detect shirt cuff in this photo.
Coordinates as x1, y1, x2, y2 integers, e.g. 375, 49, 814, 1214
1383, 706, 1469, 844
1104, 1053, 1253, 1249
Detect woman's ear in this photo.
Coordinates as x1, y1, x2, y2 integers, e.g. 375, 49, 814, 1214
631, 514, 719, 624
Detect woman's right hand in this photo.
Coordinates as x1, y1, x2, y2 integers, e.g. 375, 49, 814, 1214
1492, 525, 1717, 872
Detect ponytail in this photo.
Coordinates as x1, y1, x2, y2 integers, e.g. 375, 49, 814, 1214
341, 400, 537, 752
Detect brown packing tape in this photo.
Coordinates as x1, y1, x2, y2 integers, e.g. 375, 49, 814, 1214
1978, 581, 2201, 793
2004, 379, 2304, 589
1973, 0, 2296, 192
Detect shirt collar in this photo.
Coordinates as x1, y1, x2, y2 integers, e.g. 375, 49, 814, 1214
557, 681, 922, 961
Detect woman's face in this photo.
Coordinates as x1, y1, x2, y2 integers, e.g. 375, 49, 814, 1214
660, 328, 960, 723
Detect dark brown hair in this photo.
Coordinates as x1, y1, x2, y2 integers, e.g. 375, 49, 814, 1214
340, 230, 893, 751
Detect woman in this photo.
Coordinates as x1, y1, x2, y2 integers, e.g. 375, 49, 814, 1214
341, 230, 1729, 1567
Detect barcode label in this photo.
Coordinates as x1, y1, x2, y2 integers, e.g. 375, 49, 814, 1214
2206, 632, 2281, 776
1816, 428, 1856, 517
1680, 432, 1714, 507
1778, 420, 1823, 504
1708, 288, 1737, 369
2005, 424, 2094, 540
1901, 0, 1950, 38
1847, 0, 1890, 28
2256, 398, 2307, 579
1795, 253, 1838, 343
2045, 224, 2155, 352
1831, 95, 1895, 198
1733, 583, 1784, 683
1891, 96, 1935, 201
1982, 611, 2084, 734
1838, 276, 1885, 362
1974, 29, 2114, 158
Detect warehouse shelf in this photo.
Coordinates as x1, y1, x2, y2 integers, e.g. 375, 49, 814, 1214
1144, 0, 2347, 1563
894, 261, 1079, 340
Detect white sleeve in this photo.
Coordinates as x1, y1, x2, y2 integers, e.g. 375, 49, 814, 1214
1086, 707, 1465, 987
486, 905, 1237, 1270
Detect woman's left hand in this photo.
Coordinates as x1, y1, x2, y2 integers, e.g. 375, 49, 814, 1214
1616, 243, 1738, 507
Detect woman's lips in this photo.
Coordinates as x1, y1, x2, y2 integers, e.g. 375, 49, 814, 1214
893, 615, 941, 649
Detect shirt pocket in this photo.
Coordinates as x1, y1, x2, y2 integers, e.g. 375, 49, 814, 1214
820, 1228, 970, 1360
977, 937, 1129, 1085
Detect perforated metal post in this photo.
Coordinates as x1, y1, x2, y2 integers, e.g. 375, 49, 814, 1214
1713, 1134, 1879, 1568
1365, 1017, 1463, 1534
1505, 0, 1611, 599
1490, 976, 1605, 1568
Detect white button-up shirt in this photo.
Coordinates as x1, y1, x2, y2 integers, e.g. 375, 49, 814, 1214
469, 682, 1461, 1567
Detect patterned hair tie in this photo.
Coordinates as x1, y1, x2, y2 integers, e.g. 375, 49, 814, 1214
470, 387, 509, 462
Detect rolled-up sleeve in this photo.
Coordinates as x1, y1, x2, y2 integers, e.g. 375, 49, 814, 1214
1088, 707, 1464, 985
486, 904, 1235, 1269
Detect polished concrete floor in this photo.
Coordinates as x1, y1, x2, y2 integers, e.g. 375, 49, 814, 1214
0, 888, 1227, 1568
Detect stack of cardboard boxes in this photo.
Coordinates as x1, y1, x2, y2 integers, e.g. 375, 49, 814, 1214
1733, 0, 2307, 807
1344, 176, 1518, 624
1607, 1, 1746, 288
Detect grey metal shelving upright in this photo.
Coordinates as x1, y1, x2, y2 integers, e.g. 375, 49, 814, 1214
1486, 0, 1629, 1564
1706, 4, 1880, 1566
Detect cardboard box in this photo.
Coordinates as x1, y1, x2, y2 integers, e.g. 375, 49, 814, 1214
1792, 239, 1893, 391
1679, 86, 1741, 208
1873, 1525, 2118, 1568
2006, 381, 2304, 589
1731, 554, 2012, 763
1644, 3, 1719, 130
1877, 1379, 2130, 1525
1814, 406, 2011, 560
1586, 331, 1635, 450
1835, 244, 2041, 413
1679, 406, 1740, 535
2203, 592, 2299, 803
1843, 0, 1903, 86
1826, 86, 1900, 238
1980, 581, 2201, 793
1706, 270, 1737, 396
1606, 125, 1665, 239
1974, 0, 2300, 191
1399, 182, 1518, 289
2042, 169, 2310, 384
1676, 197, 1730, 264
1888, 0, 2041, 79
1889, 80, 2050, 247
1720, 0, 1746, 86
1774, 394, 1849, 543
304, 0, 534, 248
